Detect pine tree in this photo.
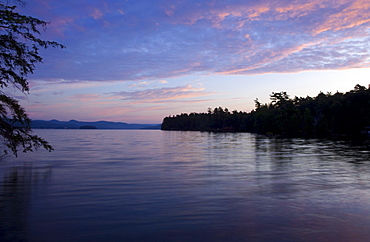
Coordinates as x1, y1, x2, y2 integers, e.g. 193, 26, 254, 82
0, 2, 64, 156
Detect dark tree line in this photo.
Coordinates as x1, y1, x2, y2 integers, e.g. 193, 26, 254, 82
161, 84, 370, 138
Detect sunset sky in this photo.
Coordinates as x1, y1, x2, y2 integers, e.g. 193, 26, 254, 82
11, 0, 370, 123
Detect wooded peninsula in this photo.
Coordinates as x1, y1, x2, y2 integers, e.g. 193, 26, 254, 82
161, 84, 370, 138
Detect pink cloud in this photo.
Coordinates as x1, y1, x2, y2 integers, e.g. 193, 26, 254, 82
110, 85, 214, 104
312, 0, 370, 35
162, 1, 370, 35
25, 0, 370, 82
72, 94, 102, 102
89, 8, 104, 19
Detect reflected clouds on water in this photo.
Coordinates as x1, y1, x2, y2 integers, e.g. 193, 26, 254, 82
0, 130, 370, 241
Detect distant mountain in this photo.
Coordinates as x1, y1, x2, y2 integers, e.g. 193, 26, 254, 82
31, 119, 161, 130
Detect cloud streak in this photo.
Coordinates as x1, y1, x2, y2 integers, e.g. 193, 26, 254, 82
24, 0, 370, 83
109, 85, 214, 104
13, 0, 370, 123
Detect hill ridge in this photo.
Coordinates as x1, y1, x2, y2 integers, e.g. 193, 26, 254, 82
31, 119, 161, 130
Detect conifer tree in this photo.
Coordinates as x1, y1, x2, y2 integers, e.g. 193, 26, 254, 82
0, 2, 64, 156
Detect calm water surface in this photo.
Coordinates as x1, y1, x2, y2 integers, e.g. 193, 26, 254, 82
1, 130, 370, 241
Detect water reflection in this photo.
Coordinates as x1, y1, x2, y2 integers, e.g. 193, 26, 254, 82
251, 136, 370, 241
254, 136, 370, 192
0, 163, 51, 241
1, 130, 370, 241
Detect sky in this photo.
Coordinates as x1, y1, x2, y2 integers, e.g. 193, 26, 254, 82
6, 0, 370, 123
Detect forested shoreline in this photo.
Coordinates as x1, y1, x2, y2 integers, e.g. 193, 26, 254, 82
161, 85, 370, 138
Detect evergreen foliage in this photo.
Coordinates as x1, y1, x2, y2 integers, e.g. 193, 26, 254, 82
161, 85, 370, 138
0, 2, 64, 156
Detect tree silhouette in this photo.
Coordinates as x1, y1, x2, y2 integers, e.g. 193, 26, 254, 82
162, 85, 370, 139
0, 2, 64, 156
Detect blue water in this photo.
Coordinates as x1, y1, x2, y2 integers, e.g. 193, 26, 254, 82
1, 130, 370, 241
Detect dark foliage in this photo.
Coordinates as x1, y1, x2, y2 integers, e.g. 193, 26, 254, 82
0, 3, 64, 156
162, 85, 370, 138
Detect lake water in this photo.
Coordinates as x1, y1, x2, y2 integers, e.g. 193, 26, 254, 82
1, 130, 370, 241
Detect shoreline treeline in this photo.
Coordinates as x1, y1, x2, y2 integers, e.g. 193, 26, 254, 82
161, 84, 370, 138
